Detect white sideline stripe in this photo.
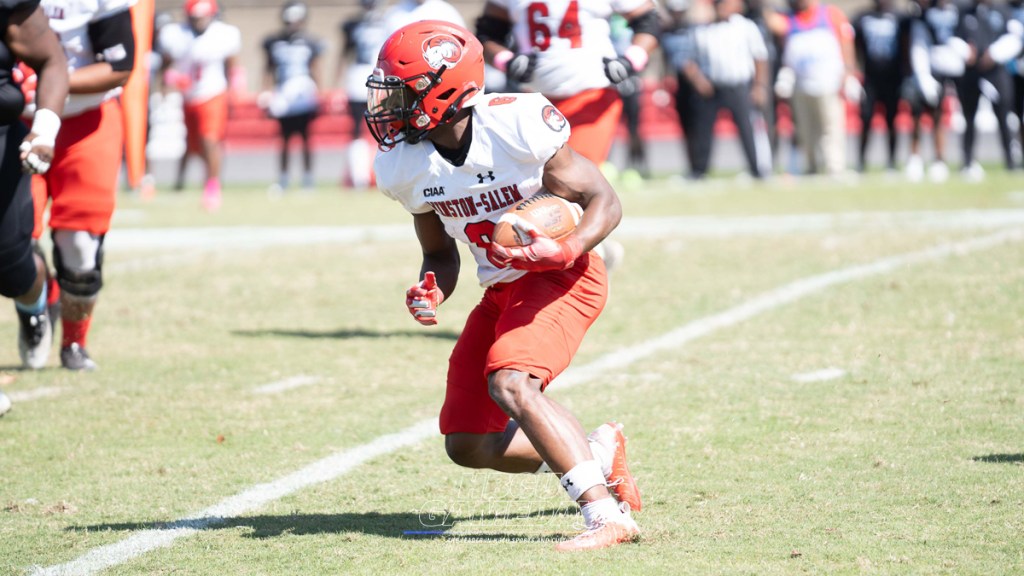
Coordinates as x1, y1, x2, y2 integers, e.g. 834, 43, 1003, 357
7, 386, 64, 402
32, 228, 1024, 576
253, 375, 321, 395
100, 209, 1024, 253
791, 368, 847, 384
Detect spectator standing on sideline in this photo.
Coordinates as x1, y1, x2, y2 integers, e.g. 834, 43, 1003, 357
771, 0, 860, 176
746, 0, 781, 168
158, 0, 241, 211
954, 0, 1021, 180
335, 0, 389, 189
852, 0, 904, 172
905, 0, 962, 182
261, 1, 324, 194
1008, 0, 1024, 152
0, 0, 68, 389
476, 0, 660, 166
609, 13, 649, 183
684, 0, 770, 179
661, 0, 699, 175
33, 0, 135, 371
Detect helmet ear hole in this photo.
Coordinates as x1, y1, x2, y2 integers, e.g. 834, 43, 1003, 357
436, 88, 456, 101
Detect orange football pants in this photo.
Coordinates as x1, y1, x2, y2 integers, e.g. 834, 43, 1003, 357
33, 100, 123, 237
184, 91, 228, 153
550, 87, 623, 165
439, 253, 608, 435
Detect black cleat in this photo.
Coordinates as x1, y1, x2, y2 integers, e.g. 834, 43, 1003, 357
17, 307, 52, 370
60, 343, 97, 372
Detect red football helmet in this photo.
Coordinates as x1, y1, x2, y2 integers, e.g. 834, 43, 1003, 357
365, 20, 485, 149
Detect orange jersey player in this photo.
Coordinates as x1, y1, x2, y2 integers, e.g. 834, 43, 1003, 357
31, 0, 136, 370
368, 20, 642, 551
475, 0, 660, 165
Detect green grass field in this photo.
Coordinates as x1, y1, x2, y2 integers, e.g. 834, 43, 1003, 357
1, 173, 1022, 575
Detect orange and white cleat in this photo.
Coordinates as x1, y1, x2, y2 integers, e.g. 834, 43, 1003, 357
555, 506, 640, 552
588, 422, 643, 511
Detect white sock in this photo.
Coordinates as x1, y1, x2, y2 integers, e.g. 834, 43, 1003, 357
581, 497, 622, 528
559, 459, 605, 501
588, 436, 613, 478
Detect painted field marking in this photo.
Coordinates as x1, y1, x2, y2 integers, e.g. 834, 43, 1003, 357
7, 387, 64, 403
253, 375, 321, 395
791, 368, 847, 384
31, 228, 1023, 576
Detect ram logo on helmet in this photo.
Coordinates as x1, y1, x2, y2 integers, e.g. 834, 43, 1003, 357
422, 35, 463, 70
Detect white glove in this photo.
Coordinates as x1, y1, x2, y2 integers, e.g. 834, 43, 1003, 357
774, 67, 795, 99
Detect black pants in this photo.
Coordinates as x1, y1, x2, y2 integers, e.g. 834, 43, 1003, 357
0, 123, 37, 298
956, 67, 1015, 169
690, 82, 762, 178
859, 72, 902, 169
674, 72, 697, 174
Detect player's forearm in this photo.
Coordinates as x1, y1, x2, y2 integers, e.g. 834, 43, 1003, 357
35, 58, 68, 115
68, 63, 130, 94
420, 250, 460, 301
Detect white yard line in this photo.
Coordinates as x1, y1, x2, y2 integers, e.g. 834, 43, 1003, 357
252, 375, 321, 395
791, 368, 847, 384
6, 387, 64, 402
31, 228, 1024, 576
100, 209, 1024, 254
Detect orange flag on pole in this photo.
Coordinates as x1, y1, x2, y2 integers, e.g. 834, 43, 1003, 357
123, 0, 154, 192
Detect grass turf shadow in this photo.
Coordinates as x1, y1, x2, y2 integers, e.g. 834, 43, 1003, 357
971, 453, 1024, 464
68, 508, 577, 541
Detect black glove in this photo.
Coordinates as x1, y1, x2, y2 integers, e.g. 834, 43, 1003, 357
506, 53, 537, 83
603, 56, 635, 85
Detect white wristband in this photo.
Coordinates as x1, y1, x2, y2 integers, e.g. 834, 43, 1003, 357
30, 108, 61, 142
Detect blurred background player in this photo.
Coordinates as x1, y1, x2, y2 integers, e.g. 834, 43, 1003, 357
660, 0, 698, 177
334, 0, 388, 189
683, 0, 770, 180
31, 0, 135, 371
370, 20, 642, 551
953, 0, 1021, 180
260, 0, 323, 194
852, 0, 903, 173
608, 13, 649, 185
0, 0, 68, 389
905, 0, 963, 182
383, 0, 465, 34
771, 0, 860, 176
475, 0, 659, 168
158, 0, 241, 211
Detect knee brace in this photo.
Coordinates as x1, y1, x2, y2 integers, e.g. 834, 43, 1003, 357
53, 230, 104, 298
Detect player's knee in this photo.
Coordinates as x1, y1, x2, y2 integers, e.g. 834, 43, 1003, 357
444, 434, 487, 469
53, 230, 104, 298
487, 370, 536, 417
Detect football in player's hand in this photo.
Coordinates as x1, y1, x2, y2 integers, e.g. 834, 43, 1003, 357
492, 192, 583, 247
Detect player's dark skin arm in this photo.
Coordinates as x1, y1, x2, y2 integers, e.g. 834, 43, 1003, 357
542, 144, 622, 253
7, 4, 68, 114
620, 2, 660, 54
412, 211, 460, 300
479, 2, 512, 64
68, 63, 130, 94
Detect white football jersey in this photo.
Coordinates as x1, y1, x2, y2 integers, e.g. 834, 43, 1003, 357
376, 92, 571, 287
41, 0, 136, 117
492, 0, 648, 97
159, 20, 241, 103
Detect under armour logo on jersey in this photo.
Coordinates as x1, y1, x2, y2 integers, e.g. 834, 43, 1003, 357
477, 171, 495, 183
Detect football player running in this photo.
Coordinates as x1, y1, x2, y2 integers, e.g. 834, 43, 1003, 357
369, 21, 642, 551
31, 0, 135, 370
475, 0, 659, 166
0, 0, 68, 386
